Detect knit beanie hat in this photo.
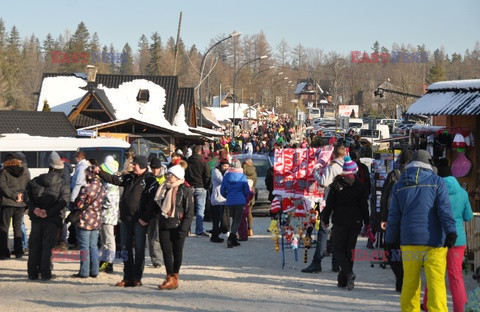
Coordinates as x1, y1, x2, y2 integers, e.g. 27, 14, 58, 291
101, 155, 119, 174
167, 164, 185, 180
150, 157, 162, 169
231, 159, 242, 169
412, 150, 433, 165
342, 156, 358, 174
132, 155, 148, 169
49, 151, 64, 170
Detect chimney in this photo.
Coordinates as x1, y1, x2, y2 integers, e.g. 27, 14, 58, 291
86, 65, 98, 90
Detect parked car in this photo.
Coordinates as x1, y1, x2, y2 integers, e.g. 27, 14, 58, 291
232, 153, 273, 215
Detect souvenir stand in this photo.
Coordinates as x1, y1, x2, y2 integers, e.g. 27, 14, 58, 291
270, 146, 335, 269
410, 124, 479, 270
405, 79, 480, 272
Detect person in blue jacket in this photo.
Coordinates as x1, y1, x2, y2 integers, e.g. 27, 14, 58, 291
422, 158, 473, 312
220, 159, 250, 248
386, 150, 457, 311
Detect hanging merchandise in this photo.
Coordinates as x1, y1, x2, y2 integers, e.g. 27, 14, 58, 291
426, 134, 434, 156
451, 150, 472, 178
270, 146, 336, 269
434, 130, 451, 159
452, 133, 467, 152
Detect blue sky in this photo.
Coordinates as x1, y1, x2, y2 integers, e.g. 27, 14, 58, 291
1, 0, 479, 56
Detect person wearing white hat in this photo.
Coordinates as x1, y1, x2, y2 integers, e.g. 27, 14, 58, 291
154, 164, 194, 290
96, 154, 158, 287
99, 156, 120, 274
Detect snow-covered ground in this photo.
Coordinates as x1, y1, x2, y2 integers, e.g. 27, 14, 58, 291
0, 217, 477, 311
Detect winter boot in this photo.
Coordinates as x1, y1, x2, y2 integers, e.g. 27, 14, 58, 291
99, 261, 107, 272
301, 263, 322, 273
158, 274, 178, 290
231, 234, 241, 247
227, 234, 240, 248
337, 272, 347, 288
105, 262, 113, 274
173, 273, 179, 287
210, 234, 224, 243
227, 234, 234, 248
346, 272, 356, 291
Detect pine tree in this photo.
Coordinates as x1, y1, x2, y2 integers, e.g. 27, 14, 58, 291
63, 21, 91, 72
118, 43, 134, 74
108, 43, 118, 74
3, 26, 23, 109
427, 48, 447, 83
137, 34, 149, 74
0, 18, 6, 51
147, 32, 162, 75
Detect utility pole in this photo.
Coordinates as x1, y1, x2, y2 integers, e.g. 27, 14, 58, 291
173, 11, 182, 76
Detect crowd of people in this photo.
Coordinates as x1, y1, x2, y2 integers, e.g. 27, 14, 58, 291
0, 114, 475, 310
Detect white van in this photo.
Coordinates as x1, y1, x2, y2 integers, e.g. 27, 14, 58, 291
0, 133, 130, 178
359, 125, 390, 151
307, 108, 321, 120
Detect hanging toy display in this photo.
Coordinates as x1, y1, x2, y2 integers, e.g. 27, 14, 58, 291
270, 146, 335, 269
268, 219, 280, 252
291, 235, 299, 262
303, 235, 312, 263
451, 133, 472, 178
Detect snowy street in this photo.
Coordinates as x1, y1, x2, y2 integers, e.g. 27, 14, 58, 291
1, 216, 477, 311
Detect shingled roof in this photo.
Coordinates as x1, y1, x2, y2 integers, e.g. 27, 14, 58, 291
0, 110, 77, 137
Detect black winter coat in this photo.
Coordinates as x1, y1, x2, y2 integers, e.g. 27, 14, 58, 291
26, 171, 70, 226
185, 153, 210, 189
99, 170, 157, 222
322, 176, 369, 227
157, 183, 194, 237
0, 161, 30, 208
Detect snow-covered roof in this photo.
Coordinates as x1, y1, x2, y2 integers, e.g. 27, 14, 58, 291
98, 79, 171, 126
172, 104, 200, 136
201, 107, 222, 127
37, 76, 88, 114
427, 79, 480, 91
406, 79, 480, 116
206, 103, 251, 122
36, 75, 205, 135
189, 126, 224, 136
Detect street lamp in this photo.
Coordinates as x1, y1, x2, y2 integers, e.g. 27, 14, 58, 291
232, 55, 268, 138
198, 31, 241, 127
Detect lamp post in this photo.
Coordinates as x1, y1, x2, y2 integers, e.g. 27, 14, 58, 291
232, 55, 268, 138
198, 31, 241, 127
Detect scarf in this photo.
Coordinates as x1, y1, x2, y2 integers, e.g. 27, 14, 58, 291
154, 180, 184, 218
4, 159, 24, 177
